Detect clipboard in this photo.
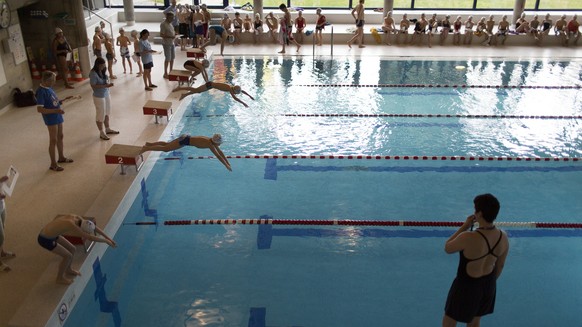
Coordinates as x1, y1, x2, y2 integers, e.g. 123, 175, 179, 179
1, 166, 19, 197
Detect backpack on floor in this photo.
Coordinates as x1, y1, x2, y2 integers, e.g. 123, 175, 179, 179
13, 88, 37, 107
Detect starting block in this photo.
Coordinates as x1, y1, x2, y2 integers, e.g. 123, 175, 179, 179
143, 100, 173, 124
63, 216, 96, 253
105, 144, 144, 175
187, 48, 206, 59
169, 69, 195, 86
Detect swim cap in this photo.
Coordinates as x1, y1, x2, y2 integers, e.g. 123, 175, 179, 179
95, 26, 101, 32
233, 85, 241, 94
55, 27, 63, 34
212, 134, 223, 145
202, 59, 210, 68
81, 219, 96, 234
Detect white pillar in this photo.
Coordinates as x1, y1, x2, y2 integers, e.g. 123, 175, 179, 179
383, 0, 394, 19
253, 0, 263, 20
123, 0, 135, 26
512, 0, 526, 25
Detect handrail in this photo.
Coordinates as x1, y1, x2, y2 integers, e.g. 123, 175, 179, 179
311, 24, 334, 57
83, 5, 114, 46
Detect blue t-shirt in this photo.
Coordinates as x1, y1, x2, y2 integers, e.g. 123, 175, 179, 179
139, 39, 153, 65
36, 86, 63, 126
89, 70, 109, 98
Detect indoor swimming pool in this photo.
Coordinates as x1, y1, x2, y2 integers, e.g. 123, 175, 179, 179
61, 57, 582, 327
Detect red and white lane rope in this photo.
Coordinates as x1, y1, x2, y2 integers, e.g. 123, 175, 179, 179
278, 113, 582, 120
162, 219, 582, 229
164, 155, 580, 161
293, 84, 582, 89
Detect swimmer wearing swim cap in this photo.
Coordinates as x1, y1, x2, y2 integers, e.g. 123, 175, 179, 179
141, 134, 232, 171
183, 59, 210, 82
173, 82, 255, 107
38, 214, 117, 284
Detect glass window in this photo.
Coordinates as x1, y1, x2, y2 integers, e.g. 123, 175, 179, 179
413, 0, 473, 9
476, 0, 535, 9
364, 0, 384, 8
538, 0, 582, 9
264, 0, 285, 7
393, 0, 412, 8
290, 0, 348, 8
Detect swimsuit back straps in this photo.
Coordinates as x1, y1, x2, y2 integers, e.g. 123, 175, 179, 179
467, 230, 503, 262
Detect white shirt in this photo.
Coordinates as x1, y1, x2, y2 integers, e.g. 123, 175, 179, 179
160, 21, 175, 46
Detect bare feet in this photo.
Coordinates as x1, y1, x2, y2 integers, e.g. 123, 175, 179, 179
66, 269, 81, 276
347, 42, 352, 48
358, 45, 366, 48
296, 45, 301, 52
278, 50, 285, 54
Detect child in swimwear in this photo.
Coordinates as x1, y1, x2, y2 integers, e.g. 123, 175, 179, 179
38, 214, 116, 284
294, 11, 306, 44
104, 35, 117, 79
173, 82, 254, 107
130, 30, 143, 76
315, 8, 326, 46
253, 13, 263, 44
233, 12, 243, 44
116, 28, 133, 74
183, 59, 209, 82
243, 14, 253, 33
141, 134, 232, 171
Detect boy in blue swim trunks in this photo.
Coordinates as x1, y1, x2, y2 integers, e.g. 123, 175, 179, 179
38, 214, 117, 284
141, 134, 232, 171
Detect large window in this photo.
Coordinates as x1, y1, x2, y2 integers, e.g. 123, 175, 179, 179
476, 0, 536, 9
106, 0, 581, 10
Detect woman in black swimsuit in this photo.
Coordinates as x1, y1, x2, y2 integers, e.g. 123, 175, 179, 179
442, 194, 510, 326
52, 28, 74, 89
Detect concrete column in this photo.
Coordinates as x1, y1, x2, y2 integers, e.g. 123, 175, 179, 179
512, 0, 526, 25
253, 0, 263, 20
70, 0, 91, 78
383, 0, 394, 18
123, 0, 135, 26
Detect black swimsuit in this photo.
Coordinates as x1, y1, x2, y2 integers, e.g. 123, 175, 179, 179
445, 230, 503, 323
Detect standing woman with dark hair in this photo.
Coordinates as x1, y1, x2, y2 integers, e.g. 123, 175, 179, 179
89, 57, 118, 140
442, 194, 509, 327
52, 27, 74, 89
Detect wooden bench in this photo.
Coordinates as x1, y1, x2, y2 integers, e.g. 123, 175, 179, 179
142, 100, 173, 124
105, 144, 144, 175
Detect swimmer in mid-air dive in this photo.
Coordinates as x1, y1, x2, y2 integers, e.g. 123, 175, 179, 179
173, 82, 254, 107
141, 134, 232, 171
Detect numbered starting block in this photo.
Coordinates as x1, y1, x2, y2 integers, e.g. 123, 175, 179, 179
169, 69, 195, 86
105, 144, 144, 175
143, 100, 173, 124
187, 48, 206, 59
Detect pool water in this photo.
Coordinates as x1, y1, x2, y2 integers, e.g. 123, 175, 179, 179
64, 58, 582, 327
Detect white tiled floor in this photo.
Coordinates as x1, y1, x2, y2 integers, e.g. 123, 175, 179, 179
0, 41, 580, 326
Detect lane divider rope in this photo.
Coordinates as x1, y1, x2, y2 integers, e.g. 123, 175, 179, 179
200, 113, 582, 120
292, 84, 582, 89
164, 155, 581, 161
155, 219, 582, 229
